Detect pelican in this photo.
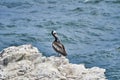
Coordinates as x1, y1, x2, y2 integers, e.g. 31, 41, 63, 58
51, 30, 67, 56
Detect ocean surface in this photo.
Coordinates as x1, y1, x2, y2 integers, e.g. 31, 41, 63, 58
0, 0, 120, 80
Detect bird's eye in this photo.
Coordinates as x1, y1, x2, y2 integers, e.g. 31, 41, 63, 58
54, 33, 57, 34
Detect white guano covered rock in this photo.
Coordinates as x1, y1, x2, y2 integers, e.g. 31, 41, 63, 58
0, 44, 107, 80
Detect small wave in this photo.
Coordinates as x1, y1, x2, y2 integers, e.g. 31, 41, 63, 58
71, 7, 83, 12
0, 0, 33, 8
84, 0, 103, 3
105, 0, 120, 4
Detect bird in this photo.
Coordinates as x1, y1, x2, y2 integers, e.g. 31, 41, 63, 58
51, 30, 67, 56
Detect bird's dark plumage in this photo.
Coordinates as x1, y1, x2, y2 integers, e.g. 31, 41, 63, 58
51, 31, 67, 56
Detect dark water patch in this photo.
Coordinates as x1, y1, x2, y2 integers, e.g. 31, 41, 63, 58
112, 15, 120, 19
110, 38, 120, 42
48, 6, 57, 9
16, 3, 32, 9
84, 0, 103, 4
6, 24, 16, 28
105, 0, 120, 4
20, 18, 31, 22
16, 33, 29, 37
11, 18, 31, 23
0, 0, 32, 8
0, 2, 23, 8
47, 1, 57, 4
70, 7, 84, 12
63, 21, 82, 27
0, 33, 16, 36
0, 23, 6, 30
116, 47, 120, 52
20, 36, 37, 42
43, 21, 56, 26
90, 10, 99, 16
35, 24, 44, 28
29, 10, 38, 13
0, 23, 4, 26
101, 12, 111, 17
8, 43, 21, 47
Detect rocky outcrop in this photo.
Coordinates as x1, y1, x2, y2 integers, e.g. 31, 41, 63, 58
0, 44, 107, 80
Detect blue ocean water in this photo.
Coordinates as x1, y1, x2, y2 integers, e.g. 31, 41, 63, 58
0, 0, 120, 80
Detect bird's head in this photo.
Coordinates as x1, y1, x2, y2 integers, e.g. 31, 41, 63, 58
51, 30, 58, 37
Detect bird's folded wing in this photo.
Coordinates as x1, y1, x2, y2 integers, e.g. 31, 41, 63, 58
52, 42, 65, 53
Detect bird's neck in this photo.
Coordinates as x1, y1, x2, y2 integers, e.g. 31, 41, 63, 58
54, 36, 59, 42
52, 33, 60, 42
